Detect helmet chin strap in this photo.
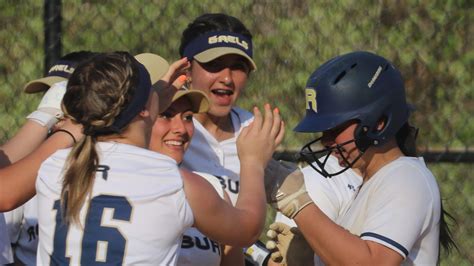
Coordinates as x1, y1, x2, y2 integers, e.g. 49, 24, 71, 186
299, 138, 365, 178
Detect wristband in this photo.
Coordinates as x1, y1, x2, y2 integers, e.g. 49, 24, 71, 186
27, 110, 59, 129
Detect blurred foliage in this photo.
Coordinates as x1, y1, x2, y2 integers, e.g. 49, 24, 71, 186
0, 0, 472, 264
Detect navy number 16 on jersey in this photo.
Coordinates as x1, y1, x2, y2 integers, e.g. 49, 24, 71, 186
51, 195, 132, 265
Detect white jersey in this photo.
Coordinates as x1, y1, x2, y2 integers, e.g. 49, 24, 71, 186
275, 156, 362, 265
36, 142, 194, 265
177, 172, 225, 266
3, 196, 39, 265
336, 157, 440, 265
0, 214, 13, 264
182, 107, 253, 205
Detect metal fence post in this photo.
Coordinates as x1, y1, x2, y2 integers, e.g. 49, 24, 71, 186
43, 0, 62, 76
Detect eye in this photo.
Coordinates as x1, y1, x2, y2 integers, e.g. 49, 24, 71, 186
184, 114, 193, 121
232, 61, 250, 73
183, 112, 194, 122
200, 60, 223, 73
158, 113, 172, 120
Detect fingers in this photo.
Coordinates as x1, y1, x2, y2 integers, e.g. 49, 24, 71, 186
252, 105, 263, 131
266, 239, 277, 249
261, 103, 273, 134
161, 57, 190, 84
270, 250, 283, 263
171, 75, 187, 90
269, 107, 283, 142
269, 222, 292, 234
267, 228, 277, 239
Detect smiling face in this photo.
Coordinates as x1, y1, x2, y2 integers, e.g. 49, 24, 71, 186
149, 97, 195, 163
189, 54, 250, 118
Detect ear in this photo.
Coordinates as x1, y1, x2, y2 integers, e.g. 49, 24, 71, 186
139, 108, 150, 118
376, 117, 386, 131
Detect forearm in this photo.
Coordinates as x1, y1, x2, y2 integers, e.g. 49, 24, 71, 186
0, 129, 77, 211
234, 163, 267, 243
0, 121, 49, 168
294, 204, 377, 265
220, 245, 244, 266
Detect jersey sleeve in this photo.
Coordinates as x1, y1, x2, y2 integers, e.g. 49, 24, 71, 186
360, 164, 437, 258
301, 166, 342, 220
0, 214, 13, 264
3, 205, 24, 244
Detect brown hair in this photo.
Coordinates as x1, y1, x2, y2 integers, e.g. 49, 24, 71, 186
60, 51, 140, 224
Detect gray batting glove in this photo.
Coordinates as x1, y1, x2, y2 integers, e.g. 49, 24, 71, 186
264, 159, 313, 219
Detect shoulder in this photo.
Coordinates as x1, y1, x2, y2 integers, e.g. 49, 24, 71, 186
100, 142, 178, 167
374, 157, 437, 193
192, 171, 225, 198
231, 107, 254, 126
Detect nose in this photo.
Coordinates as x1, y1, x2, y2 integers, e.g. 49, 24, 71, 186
219, 67, 233, 86
170, 116, 186, 134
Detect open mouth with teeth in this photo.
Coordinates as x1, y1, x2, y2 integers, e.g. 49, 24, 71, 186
211, 89, 234, 96
164, 140, 185, 146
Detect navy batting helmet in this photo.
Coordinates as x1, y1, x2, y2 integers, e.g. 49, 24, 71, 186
295, 51, 412, 177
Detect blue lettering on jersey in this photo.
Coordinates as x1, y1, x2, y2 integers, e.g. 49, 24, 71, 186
51, 200, 70, 265
27, 224, 39, 242
181, 234, 221, 255
215, 176, 240, 195
50, 195, 132, 265
96, 165, 110, 180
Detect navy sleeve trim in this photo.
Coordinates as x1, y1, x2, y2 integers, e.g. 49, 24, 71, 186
360, 232, 409, 256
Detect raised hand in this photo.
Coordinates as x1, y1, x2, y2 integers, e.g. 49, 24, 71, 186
237, 104, 284, 169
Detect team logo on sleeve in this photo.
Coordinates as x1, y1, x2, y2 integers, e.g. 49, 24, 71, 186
305, 87, 317, 112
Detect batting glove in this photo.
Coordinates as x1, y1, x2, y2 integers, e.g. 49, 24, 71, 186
264, 159, 313, 219
266, 222, 313, 266
26, 81, 67, 130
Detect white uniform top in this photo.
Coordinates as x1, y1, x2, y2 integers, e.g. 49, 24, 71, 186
36, 142, 194, 265
177, 172, 225, 266
275, 156, 362, 265
276, 156, 362, 225
336, 156, 440, 265
182, 107, 254, 205
0, 214, 13, 264
3, 196, 38, 265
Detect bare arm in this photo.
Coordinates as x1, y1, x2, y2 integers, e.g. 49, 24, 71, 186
294, 204, 403, 265
0, 81, 67, 168
0, 120, 82, 211
220, 191, 245, 266
0, 120, 49, 168
183, 105, 284, 246
220, 244, 244, 266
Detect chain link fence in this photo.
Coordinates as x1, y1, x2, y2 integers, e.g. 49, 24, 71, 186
0, 0, 472, 264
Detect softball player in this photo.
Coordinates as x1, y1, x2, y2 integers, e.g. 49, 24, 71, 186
148, 86, 229, 266
1, 51, 97, 265
33, 51, 283, 265
177, 13, 258, 265
268, 156, 362, 265
267, 51, 454, 265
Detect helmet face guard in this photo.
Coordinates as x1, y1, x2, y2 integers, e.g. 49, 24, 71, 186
299, 137, 364, 178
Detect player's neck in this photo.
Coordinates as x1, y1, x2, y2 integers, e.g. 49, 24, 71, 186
358, 139, 403, 181
195, 112, 234, 141
99, 122, 147, 148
